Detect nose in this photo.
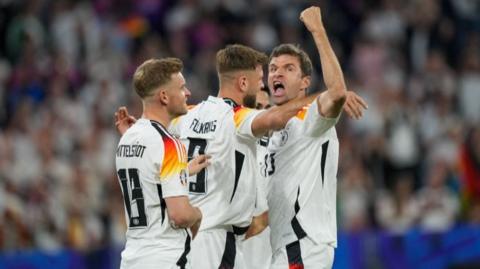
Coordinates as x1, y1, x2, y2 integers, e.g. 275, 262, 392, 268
185, 88, 191, 97
272, 69, 283, 79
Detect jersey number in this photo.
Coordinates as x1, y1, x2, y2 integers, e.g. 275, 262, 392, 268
263, 153, 276, 176
117, 168, 147, 228
187, 138, 207, 194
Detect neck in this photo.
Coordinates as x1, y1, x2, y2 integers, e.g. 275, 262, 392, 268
218, 84, 243, 105
142, 102, 172, 127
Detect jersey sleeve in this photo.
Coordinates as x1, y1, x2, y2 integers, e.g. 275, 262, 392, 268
233, 106, 263, 140
301, 99, 340, 137
153, 136, 189, 198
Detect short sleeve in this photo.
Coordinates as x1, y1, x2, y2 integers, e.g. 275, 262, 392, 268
302, 100, 340, 137
234, 106, 263, 140
156, 136, 189, 198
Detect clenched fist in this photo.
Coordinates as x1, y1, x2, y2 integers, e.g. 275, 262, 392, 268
300, 6, 324, 33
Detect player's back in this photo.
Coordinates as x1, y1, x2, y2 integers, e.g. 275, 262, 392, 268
115, 119, 190, 268
171, 96, 261, 232
266, 102, 340, 252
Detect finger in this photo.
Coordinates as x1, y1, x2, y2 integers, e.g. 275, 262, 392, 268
348, 104, 358, 120
198, 161, 210, 169
343, 104, 354, 119
118, 112, 126, 120
355, 106, 363, 119
352, 97, 365, 117
128, 116, 136, 123
350, 99, 362, 118
347, 102, 360, 120
355, 95, 369, 109
195, 155, 210, 167
198, 154, 212, 160
352, 102, 363, 119
196, 154, 207, 162
119, 107, 128, 117
356, 101, 365, 117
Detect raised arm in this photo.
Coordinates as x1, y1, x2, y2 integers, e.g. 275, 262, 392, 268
300, 6, 347, 118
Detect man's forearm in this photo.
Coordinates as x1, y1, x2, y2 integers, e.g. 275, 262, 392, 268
301, 6, 346, 117
252, 93, 319, 137
274, 93, 319, 122
311, 27, 346, 97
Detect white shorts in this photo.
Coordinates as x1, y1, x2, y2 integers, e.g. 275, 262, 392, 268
270, 237, 334, 269
242, 227, 272, 269
190, 228, 246, 269
120, 244, 192, 269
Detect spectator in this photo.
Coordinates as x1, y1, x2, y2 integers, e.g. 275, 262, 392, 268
417, 161, 459, 232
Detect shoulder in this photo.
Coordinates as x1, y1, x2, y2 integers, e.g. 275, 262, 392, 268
295, 104, 311, 120
148, 120, 181, 148
233, 105, 254, 114
233, 106, 259, 126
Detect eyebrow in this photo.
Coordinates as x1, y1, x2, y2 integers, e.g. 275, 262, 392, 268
269, 63, 297, 68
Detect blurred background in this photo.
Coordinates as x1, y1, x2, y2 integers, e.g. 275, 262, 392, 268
0, 0, 479, 268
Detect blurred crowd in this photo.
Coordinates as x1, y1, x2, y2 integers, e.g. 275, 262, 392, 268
0, 0, 479, 253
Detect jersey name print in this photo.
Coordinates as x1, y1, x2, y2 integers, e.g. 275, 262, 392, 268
189, 118, 217, 134
116, 144, 147, 158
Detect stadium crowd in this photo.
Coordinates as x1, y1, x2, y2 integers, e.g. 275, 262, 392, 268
0, 0, 479, 253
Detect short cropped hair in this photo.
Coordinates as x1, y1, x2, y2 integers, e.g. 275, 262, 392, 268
216, 44, 268, 74
269, 44, 312, 77
133, 58, 183, 99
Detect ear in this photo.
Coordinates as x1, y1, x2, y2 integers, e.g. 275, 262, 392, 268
157, 89, 169, 105
238, 75, 248, 93
300, 76, 311, 92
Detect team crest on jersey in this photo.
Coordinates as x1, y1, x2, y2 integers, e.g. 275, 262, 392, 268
280, 129, 289, 146
180, 169, 187, 186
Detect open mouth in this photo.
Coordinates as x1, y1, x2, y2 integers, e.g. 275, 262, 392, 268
273, 81, 285, 97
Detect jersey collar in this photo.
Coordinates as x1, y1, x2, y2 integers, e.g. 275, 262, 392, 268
148, 119, 168, 130
223, 98, 239, 108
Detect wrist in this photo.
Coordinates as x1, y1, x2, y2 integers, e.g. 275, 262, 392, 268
311, 25, 326, 36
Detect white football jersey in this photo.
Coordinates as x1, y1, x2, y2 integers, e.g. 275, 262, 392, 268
170, 96, 263, 232
255, 136, 270, 215
266, 100, 340, 252
241, 136, 272, 269
115, 119, 191, 268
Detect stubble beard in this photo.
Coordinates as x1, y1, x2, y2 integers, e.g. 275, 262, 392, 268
243, 93, 257, 109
